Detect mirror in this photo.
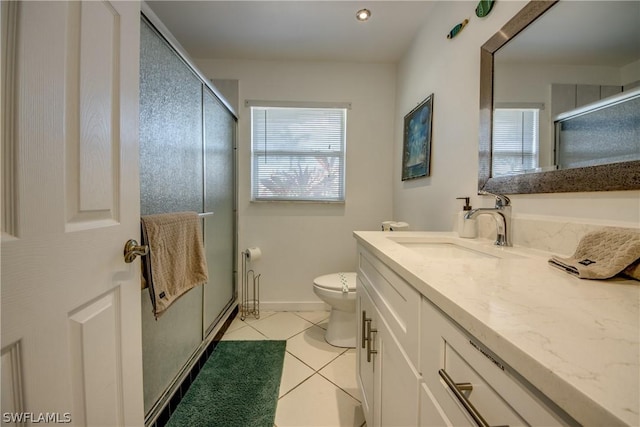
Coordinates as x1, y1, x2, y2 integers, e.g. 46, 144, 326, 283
479, 0, 640, 194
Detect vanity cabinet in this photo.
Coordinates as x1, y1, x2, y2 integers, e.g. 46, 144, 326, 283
356, 244, 574, 427
356, 249, 421, 427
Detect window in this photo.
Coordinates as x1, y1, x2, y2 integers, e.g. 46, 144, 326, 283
250, 102, 348, 202
492, 108, 539, 176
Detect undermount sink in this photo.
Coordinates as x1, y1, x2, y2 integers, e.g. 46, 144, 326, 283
396, 241, 497, 259
387, 236, 524, 259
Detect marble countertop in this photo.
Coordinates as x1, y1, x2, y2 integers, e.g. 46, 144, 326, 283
353, 231, 639, 427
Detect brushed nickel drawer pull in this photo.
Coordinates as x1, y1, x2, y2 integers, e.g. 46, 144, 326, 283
439, 369, 508, 427
456, 382, 473, 392
366, 321, 377, 363
362, 311, 372, 349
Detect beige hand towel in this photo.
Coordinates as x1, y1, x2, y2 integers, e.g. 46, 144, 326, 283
623, 259, 640, 281
548, 227, 640, 280
141, 212, 208, 318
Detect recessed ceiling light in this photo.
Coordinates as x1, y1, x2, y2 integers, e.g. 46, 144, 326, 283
356, 8, 371, 22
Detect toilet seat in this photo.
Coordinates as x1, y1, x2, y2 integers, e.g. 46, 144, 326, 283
313, 272, 357, 292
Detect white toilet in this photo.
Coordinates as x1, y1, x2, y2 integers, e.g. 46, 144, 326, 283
313, 272, 357, 348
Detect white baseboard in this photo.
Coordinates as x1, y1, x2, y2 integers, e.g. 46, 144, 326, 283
259, 301, 329, 312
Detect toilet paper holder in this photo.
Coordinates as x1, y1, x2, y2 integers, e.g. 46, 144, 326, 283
241, 248, 261, 321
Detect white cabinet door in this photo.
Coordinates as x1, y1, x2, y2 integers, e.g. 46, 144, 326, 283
357, 276, 421, 427
357, 279, 376, 426
1, 2, 143, 425
378, 315, 420, 427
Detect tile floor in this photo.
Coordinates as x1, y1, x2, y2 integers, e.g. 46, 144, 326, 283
221, 311, 366, 427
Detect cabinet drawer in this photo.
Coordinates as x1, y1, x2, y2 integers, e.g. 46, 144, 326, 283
420, 381, 465, 427
421, 298, 572, 427
438, 341, 528, 426
358, 247, 420, 366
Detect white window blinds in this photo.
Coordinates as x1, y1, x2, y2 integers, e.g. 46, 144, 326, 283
492, 108, 539, 176
250, 104, 347, 202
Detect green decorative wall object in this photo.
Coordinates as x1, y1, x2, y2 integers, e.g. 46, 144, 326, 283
447, 19, 469, 39
476, 0, 495, 18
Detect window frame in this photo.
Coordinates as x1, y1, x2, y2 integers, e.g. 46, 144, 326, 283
247, 100, 350, 203
491, 106, 541, 177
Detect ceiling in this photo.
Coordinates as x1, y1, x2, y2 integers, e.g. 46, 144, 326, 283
496, 1, 640, 67
145, 1, 437, 63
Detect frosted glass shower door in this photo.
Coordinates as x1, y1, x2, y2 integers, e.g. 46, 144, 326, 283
203, 88, 236, 333
139, 19, 204, 413
139, 15, 237, 418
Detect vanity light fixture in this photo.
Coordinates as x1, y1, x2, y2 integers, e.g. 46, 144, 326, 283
356, 8, 371, 22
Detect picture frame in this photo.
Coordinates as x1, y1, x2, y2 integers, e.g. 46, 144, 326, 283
402, 94, 433, 181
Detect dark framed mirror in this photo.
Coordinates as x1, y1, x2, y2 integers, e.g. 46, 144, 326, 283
479, 0, 640, 194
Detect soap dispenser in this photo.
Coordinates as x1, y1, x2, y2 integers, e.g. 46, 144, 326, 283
456, 197, 477, 238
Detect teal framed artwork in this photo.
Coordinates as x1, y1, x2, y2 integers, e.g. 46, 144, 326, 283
402, 94, 433, 180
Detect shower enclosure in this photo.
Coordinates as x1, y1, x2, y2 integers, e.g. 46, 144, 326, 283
139, 14, 237, 423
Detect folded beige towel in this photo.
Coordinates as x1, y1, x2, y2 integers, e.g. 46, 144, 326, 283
141, 212, 208, 318
623, 259, 640, 281
548, 227, 640, 280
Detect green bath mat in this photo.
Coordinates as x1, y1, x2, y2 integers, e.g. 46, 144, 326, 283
167, 340, 286, 427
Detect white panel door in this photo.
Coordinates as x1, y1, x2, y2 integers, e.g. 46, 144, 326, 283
1, 1, 143, 425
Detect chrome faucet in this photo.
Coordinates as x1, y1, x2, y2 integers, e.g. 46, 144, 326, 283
464, 191, 512, 246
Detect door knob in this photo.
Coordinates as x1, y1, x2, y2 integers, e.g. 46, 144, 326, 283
124, 239, 149, 263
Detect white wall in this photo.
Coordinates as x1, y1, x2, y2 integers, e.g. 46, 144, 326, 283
196, 59, 395, 309
621, 58, 640, 88
394, 1, 640, 232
